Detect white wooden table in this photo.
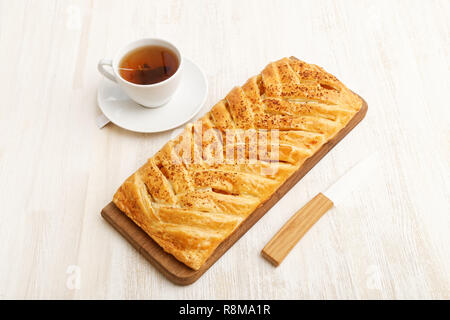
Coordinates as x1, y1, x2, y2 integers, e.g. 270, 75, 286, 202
0, 0, 449, 299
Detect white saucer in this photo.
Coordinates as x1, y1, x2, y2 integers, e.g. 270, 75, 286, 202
97, 57, 207, 133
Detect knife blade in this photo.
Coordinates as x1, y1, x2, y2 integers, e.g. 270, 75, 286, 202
323, 153, 378, 205
261, 153, 378, 267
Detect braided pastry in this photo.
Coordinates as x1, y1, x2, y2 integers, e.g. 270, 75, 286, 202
113, 57, 363, 270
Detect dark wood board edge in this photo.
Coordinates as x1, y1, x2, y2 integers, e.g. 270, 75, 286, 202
101, 96, 368, 286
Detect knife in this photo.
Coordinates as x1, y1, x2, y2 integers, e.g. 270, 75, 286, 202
261, 153, 378, 267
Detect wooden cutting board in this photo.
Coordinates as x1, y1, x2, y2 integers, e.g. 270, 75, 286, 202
101, 95, 367, 285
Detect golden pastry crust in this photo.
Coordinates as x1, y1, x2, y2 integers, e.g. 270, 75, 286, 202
113, 57, 362, 270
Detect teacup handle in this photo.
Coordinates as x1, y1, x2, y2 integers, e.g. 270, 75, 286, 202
98, 59, 116, 83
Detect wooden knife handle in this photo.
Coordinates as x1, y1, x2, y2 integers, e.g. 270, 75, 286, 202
261, 193, 334, 267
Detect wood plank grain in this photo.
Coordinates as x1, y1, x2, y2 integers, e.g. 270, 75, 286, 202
2, 0, 450, 299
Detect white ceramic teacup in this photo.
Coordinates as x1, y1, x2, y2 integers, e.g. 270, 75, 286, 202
98, 38, 183, 108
